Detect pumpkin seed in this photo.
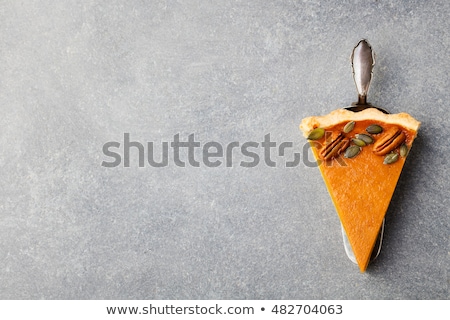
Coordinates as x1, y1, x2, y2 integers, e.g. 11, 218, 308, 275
343, 121, 356, 133
384, 152, 399, 164
352, 138, 366, 147
356, 133, 374, 144
366, 124, 383, 134
344, 145, 361, 158
400, 143, 409, 157
307, 128, 325, 140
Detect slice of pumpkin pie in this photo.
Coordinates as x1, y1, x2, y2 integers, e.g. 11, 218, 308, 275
300, 108, 420, 272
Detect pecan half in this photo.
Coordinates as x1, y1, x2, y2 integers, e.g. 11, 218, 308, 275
373, 126, 406, 156
319, 132, 350, 160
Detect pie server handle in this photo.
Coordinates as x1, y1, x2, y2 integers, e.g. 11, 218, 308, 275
346, 39, 388, 114
351, 39, 375, 106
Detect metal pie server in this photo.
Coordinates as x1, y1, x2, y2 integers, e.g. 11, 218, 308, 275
341, 39, 386, 264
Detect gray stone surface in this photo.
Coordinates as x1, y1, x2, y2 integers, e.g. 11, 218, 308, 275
0, 0, 448, 299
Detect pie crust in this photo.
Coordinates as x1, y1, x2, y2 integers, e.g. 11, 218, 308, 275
300, 108, 420, 136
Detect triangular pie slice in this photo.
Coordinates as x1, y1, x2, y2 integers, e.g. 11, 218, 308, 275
300, 108, 420, 272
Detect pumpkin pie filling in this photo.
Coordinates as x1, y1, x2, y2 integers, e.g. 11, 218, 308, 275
300, 108, 420, 272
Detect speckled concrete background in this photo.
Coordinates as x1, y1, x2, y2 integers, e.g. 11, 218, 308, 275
1, 0, 448, 299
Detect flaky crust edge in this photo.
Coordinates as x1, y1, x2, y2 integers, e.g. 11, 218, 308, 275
300, 108, 421, 138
